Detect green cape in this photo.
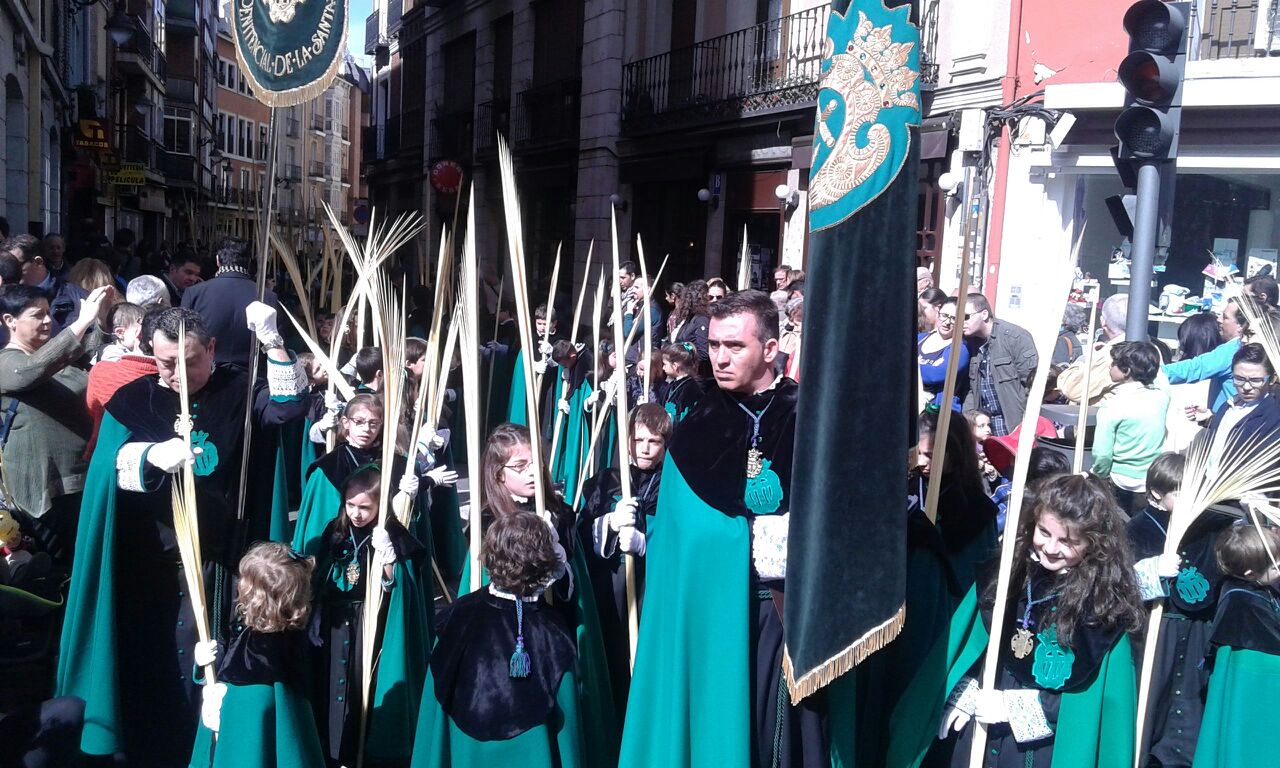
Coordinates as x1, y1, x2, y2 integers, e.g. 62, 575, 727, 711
617, 454, 751, 768
291, 469, 344, 558
188, 682, 325, 768
550, 380, 593, 503
458, 542, 618, 766
944, 586, 1137, 768
410, 665, 584, 767
1193, 646, 1280, 768
506, 349, 529, 425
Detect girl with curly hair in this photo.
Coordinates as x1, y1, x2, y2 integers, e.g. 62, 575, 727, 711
938, 472, 1144, 768
189, 541, 324, 767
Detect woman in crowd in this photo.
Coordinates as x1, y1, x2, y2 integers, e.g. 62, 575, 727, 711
0, 283, 111, 565
918, 297, 970, 412
668, 280, 710, 375
919, 287, 948, 334
1166, 312, 1225, 451
1091, 341, 1169, 514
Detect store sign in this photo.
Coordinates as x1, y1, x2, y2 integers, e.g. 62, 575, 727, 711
430, 160, 464, 195
106, 163, 146, 187
74, 119, 111, 151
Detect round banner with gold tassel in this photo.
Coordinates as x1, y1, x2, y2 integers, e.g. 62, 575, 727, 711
230, 0, 347, 108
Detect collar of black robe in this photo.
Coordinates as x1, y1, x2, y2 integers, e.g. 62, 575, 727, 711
667, 377, 797, 517
308, 442, 408, 493
321, 512, 427, 568
1210, 577, 1280, 655
217, 627, 311, 692
429, 588, 576, 741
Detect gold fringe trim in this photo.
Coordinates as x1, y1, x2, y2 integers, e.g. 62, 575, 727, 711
783, 602, 905, 703
232, 6, 349, 110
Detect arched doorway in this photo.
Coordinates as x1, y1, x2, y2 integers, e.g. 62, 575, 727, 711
5, 75, 28, 232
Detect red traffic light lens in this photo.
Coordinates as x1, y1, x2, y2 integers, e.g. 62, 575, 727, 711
1118, 51, 1177, 104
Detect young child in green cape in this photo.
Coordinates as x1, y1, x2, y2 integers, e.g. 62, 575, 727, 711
937, 473, 1144, 768
1192, 520, 1280, 768
412, 511, 584, 767
190, 541, 324, 768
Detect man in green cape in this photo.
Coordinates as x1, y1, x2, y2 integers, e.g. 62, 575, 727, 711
55, 306, 310, 766
619, 291, 824, 768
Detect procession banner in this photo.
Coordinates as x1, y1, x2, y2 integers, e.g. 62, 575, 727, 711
783, 0, 921, 702
231, 0, 347, 107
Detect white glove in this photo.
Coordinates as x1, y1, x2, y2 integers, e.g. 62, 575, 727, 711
194, 640, 219, 669
201, 683, 227, 733
557, 398, 570, 415
340, 354, 358, 377
618, 526, 646, 556
146, 437, 197, 473
324, 390, 343, 412
538, 339, 553, 357
399, 471, 420, 498
427, 465, 458, 487
371, 527, 396, 566
315, 409, 339, 431
533, 358, 548, 376
605, 498, 639, 531
245, 301, 282, 346
1157, 552, 1182, 579
974, 688, 1009, 724
583, 390, 600, 413
938, 705, 972, 739
416, 427, 447, 454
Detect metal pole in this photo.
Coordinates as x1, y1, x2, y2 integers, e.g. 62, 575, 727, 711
1125, 161, 1161, 341
234, 107, 280, 522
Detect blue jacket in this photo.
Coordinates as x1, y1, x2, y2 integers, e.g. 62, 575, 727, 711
1206, 393, 1280, 468
37, 272, 89, 336
181, 272, 279, 370
1163, 337, 1240, 413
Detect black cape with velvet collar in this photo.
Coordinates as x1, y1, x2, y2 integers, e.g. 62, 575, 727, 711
429, 589, 576, 741
669, 377, 797, 519
307, 442, 408, 492
1209, 578, 1280, 656
218, 627, 312, 691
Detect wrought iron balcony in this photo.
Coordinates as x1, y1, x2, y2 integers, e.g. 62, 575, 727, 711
310, 114, 326, 132
1191, 0, 1279, 59
364, 117, 402, 163
621, 4, 828, 134
309, 161, 325, 178
282, 163, 303, 181
123, 125, 156, 166
474, 99, 510, 157
118, 17, 167, 82
511, 79, 580, 150
162, 149, 196, 183
430, 107, 472, 164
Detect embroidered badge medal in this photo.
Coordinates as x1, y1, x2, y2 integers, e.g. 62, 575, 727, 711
1031, 626, 1074, 690
1176, 565, 1210, 604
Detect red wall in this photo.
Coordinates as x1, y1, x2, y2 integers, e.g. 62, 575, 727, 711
1010, 0, 1133, 97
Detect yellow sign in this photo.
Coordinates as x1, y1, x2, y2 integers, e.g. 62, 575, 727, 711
106, 163, 146, 186
74, 119, 111, 151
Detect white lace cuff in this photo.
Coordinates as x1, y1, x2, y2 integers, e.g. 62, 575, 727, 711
1133, 556, 1169, 601
116, 442, 152, 492
946, 676, 980, 716
266, 355, 307, 399
751, 513, 789, 581
1004, 689, 1053, 743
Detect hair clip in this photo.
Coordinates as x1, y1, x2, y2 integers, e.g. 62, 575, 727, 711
681, 342, 695, 352
923, 402, 940, 415
286, 548, 307, 563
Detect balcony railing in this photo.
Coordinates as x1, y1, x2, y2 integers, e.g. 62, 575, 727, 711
119, 17, 167, 81
474, 99, 509, 157
309, 161, 325, 178
403, 107, 425, 159
511, 79, 580, 150
1191, 0, 1279, 59
364, 117, 402, 163
621, 4, 829, 133
162, 149, 196, 183
168, 77, 198, 105
124, 125, 156, 166
285, 118, 300, 138
310, 114, 326, 132
429, 107, 471, 163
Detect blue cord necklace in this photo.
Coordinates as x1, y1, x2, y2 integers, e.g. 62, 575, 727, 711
1011, 577, 1060, 659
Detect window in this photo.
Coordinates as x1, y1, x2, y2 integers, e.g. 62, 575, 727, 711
241, 168, 250, 191
163, 108, 193, 154
214, 114, 225, 151
259, 125, 268, 160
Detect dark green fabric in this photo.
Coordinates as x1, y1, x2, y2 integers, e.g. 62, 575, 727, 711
230, 0, 347, 102
290, 470, 342, 557
785, 0, 919, 693
617, 454, 750, 768
1193, 647, 1280, 768
506, 349, 529, 425
298, 418, 318, 498
188, 681, 324, 768
944, 586, 1137, 768
55, 412, 128, 755
458, 543, 618, 766
410, 665, 584, 768
550, 380, 593, 503
268, 433, 292, 543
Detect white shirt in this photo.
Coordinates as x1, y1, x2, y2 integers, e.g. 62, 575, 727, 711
1206, 397, 1262, 477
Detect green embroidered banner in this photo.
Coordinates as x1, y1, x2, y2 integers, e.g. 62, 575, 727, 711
231, 0, 347, 107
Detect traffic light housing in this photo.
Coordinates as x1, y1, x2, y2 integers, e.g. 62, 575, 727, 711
1114, 1, 1189, 161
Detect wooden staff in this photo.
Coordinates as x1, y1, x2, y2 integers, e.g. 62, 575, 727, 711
534, 243, 562, 403
1072, 295, 1099, 473
460, 189, 486, 593
923, 177, 977, 524
548, 244, 595, 479
967, 241, 1078, 768
609, 206, 639, 669
636, 235, 653, 404
233, 108, 279, 523
497, 135, 547, 521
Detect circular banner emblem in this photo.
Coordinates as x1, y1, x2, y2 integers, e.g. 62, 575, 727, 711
231, 0, 347, 108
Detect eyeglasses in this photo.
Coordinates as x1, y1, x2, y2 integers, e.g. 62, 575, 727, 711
346, 418, 382, 428
1232, 374, 1273, 388
502, 461, 533, 474
937, 312, 970, 323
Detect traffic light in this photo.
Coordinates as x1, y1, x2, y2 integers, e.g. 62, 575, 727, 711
1114, 1, 1189, 161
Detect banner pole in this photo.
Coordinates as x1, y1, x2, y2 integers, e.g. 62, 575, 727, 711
235, 107, 280, 523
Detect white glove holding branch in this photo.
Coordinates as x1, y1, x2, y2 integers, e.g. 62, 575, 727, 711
147, 438, 199, 473
618, 526, 646, 556
245, 301, 282, 346
533, 358, 548, 376
399, 472, 420, 498
557, 398, 571, 415
193, 640, 219, 669
973, 688, 1009, 724
1157, 552, 1182, 579
201, 683, 227, 733
606, 498, 639, 531
371, 527, 396, 566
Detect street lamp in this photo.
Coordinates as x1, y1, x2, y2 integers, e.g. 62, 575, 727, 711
105, 6, 134, 46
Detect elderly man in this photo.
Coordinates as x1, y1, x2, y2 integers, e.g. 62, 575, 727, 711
57, 305, 309, 767
620, 290, 823, 768
962, 293, 1038, 436
1057, 293, 1129, 404
182, 237, 279, 369
916, 266, 933, 294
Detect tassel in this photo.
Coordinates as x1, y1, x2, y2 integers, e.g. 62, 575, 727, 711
509, 599, 531, 678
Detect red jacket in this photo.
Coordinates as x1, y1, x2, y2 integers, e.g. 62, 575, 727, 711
85, 355, 159, 457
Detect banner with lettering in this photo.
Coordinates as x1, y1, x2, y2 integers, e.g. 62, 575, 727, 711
231, 0, 347, 107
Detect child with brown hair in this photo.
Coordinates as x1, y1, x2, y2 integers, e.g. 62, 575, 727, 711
410, 512, 583, 766
189, 541, 324, 768
659, 341, 702, 423
1193, 520, 1280, 768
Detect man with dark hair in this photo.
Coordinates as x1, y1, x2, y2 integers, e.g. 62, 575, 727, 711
961, 292, 1038, 436
621, 289, 823, 767
353, 346, 383, 392
181, 236, 280, 369
162, 252, 204, 306
8, 232, 89, 334
58, 303, 310, 767
1244, 273, 1279, 309
41, 232, 69, 277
